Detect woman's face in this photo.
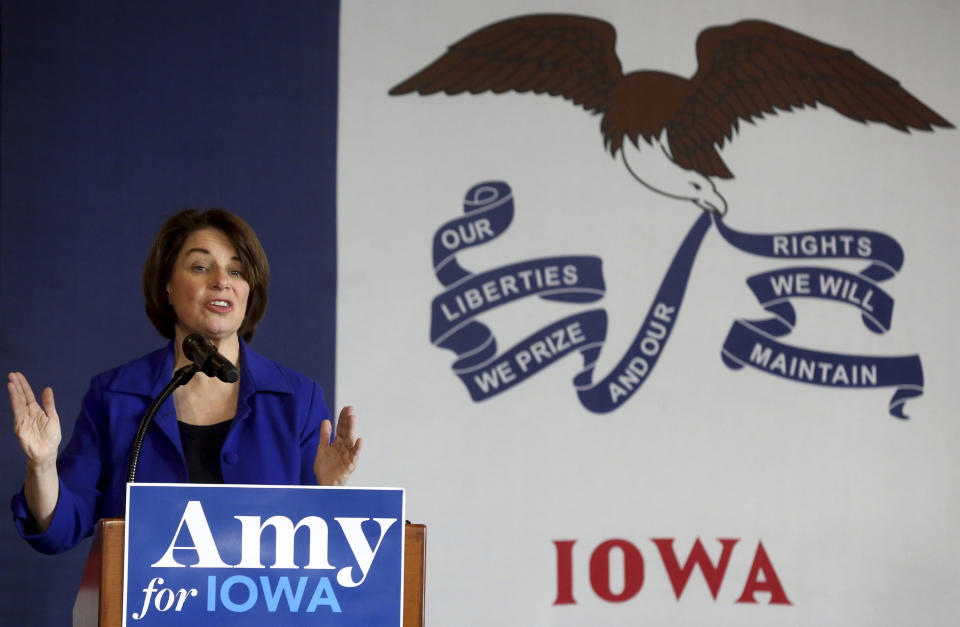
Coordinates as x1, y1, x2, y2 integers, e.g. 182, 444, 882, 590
167, 228, 250, 341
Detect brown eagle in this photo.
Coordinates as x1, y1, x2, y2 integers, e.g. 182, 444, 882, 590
390, 15, 952, 213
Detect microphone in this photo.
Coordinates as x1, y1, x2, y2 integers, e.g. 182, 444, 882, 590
182, 334, 240, 383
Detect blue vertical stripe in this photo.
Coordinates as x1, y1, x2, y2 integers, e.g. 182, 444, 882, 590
0, 2, 340, 623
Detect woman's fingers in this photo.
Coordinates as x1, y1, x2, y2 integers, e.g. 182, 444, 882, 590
314, 406, 362, 486
7, 373, 26, 413
41, 386, 57, 420
335, 405, 358, 445
8, 373, 37, 427
8, 373, 61, 465
15, 372, 38, 406
319, 418, 333, 443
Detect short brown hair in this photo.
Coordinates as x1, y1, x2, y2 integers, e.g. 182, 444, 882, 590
143, 209, 269, 342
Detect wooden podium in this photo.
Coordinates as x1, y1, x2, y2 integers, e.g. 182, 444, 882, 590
74, 518, 426, 626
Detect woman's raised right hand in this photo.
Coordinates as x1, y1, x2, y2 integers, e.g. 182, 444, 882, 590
7, 372, 61, 468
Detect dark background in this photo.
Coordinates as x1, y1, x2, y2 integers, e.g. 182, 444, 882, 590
0, 1, 340, 622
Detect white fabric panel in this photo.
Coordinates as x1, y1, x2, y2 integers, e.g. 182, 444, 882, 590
339, 2, 960, 625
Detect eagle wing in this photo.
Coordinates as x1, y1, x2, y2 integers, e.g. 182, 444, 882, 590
667, 20, 953, 178
389, 14, 623, 114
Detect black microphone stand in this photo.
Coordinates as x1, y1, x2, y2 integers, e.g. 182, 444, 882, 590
126, 363, 199, 483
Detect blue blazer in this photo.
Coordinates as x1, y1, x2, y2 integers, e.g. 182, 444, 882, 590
10, 340, 330, 554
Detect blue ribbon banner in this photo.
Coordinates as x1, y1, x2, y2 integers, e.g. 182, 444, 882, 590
430, 181, 923, 417
712, 214, 922, 418
123, 484, 404, 627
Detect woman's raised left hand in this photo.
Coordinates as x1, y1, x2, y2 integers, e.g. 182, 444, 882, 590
314, 405, 362, 486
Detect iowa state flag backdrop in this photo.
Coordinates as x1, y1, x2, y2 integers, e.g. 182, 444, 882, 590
338, 2, 960, 627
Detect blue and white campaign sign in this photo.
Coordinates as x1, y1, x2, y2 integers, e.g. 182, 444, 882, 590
122, 484, 404, 627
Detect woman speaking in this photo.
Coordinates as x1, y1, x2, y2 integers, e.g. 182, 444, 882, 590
8, 209, 360, 554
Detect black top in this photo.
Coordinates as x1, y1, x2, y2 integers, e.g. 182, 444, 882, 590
177, 420, 232, 483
